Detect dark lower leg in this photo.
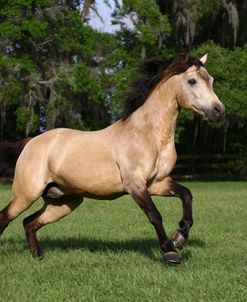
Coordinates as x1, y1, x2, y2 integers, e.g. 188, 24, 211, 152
144, 206, 175, 253
23, 196, 83, 257
131, 189, 180, 263
0, 197, 36, 236
23, 212, 43, 257
171, 183, 193, 248
0, 209, 9, 235
178, 186, 193, 238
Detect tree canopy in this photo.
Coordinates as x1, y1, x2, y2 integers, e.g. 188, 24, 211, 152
0, 0, 246, 156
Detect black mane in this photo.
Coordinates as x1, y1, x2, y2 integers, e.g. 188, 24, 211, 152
120, 55, 203, 120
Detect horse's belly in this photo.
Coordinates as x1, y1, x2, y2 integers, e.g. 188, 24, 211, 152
50, 152, 124, 197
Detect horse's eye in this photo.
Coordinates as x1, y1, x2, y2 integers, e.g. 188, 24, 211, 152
188, 78, 197, 85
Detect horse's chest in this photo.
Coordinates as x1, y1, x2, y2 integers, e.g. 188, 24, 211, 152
153, 145, 177, 181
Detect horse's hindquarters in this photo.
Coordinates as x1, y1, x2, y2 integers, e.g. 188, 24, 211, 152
13, 129, 124, 200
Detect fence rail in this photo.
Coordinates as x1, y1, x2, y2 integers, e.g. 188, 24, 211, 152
172, 154, 247, 180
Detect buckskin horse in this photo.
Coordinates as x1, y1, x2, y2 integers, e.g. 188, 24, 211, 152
0, 54, 225, 263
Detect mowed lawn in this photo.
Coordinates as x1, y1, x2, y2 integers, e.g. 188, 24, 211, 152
0, 182, 246, 302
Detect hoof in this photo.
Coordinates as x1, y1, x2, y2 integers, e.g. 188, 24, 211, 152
31, 249, 43, 259
172, 230, 187, 250
163, 251, 181, 264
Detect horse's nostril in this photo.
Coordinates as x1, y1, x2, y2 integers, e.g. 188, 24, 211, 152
213, 104, 221, 117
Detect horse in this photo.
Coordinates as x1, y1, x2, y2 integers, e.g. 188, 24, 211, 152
0, 54, 225, 264
0, 138, 32, 181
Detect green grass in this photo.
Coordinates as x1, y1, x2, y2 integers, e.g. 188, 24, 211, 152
0, 182, 247, 302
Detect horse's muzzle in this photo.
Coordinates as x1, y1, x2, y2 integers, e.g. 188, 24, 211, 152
208, 102, 225, 121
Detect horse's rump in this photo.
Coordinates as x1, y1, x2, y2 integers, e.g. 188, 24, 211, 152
14, 128, 123, 198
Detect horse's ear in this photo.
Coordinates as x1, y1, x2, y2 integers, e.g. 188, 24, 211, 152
199, 53, 208, 65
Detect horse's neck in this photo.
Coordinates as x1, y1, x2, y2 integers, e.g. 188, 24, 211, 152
129, 81, 179, 147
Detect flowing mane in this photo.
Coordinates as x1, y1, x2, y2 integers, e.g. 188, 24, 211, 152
120, 54, 204, 120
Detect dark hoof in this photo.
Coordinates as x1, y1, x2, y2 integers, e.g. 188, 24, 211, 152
172, 230, 187, 250
31, 249, 43, 260
163, 251, 181, 264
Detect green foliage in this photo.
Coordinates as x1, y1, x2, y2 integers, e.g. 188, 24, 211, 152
113, 0, 171, 56
21, 19, 48, 38
0, 0, 50, 40
182, 42, 247, 154
15, 106, 39, 134
193, 42, 247, 118
0, 0, 246, 156
101, 0, 172, 116
73, 63, 103, 103
0, 55, 35, 74
191, 0, 221, 18
0, 22, 21, 39
0, 79, 23, 104
175, 110, 194, 143
123, 0, 171, 42
101, 46, 138, 116
0, 0, 111, 137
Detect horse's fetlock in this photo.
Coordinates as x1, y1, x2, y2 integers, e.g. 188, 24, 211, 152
179, 219, 193, 237
161, 240, 176, 253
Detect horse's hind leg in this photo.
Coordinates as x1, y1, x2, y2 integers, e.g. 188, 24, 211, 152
23, 195, 83, 257
0, 175, 47, 237
149, 177, 193, 250
0, 195, 38, 236
0, 207, 10, 235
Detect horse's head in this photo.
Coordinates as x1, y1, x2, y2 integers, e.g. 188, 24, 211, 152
176, 54, 225, 122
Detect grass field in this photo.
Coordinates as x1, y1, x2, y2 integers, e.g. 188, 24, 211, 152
0, 182, 246, 302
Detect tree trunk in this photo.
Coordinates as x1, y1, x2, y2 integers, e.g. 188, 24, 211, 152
0, 98, 5, 141
141, 45, 146, 60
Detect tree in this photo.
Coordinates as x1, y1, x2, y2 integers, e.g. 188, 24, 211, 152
0, 0, 110, 140
191, 42, 247, 154
0, 0, 246, 159
158, 0, 246, 50
154, 0, 247, 155
99, 0, 172, 117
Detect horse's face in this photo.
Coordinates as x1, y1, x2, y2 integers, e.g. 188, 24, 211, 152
177, 54, 225, 121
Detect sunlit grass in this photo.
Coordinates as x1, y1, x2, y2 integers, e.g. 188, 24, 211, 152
0, 182, 246, 302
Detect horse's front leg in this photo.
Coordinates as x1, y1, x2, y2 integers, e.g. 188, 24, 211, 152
127, 182, 181, 264
149, 177, 193, 250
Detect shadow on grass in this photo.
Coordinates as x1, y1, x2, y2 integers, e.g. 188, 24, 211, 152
42, 237, 161, 261
1, 235, 206, 263
189, 238, 206, 248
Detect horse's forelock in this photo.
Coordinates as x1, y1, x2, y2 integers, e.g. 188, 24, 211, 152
163, 55, 204, 80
